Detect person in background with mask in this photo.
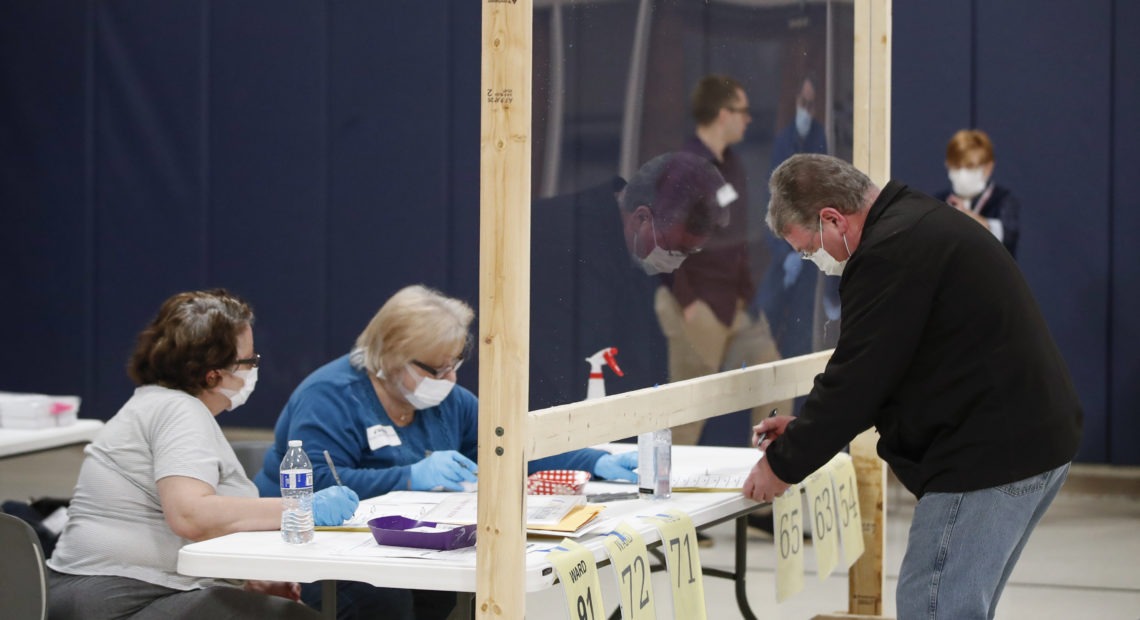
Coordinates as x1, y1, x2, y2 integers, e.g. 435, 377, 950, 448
658, 74, 791, 449
528, 150, 729, 409
746, 154, 1081, 619
47, 289, 358, 620
770, 75, 829, 170
756, 73, 840, 363
747, 73, 839, 536
936, 128, 1020, 257
255, 284, 640, 619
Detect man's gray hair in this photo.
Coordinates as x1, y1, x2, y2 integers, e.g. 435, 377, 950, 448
766, 154, 873, 237
620, 151, 729, 235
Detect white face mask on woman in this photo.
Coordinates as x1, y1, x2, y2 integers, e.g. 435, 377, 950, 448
948, 167, 987, 199
393, 366, 456, 410
218, 367, 258, 411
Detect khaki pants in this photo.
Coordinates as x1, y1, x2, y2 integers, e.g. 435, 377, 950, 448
654, 286, 793, 445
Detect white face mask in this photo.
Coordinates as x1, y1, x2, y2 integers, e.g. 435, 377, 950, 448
805, 215, 851, 277
395, 366, 455, 410
948, 167, 987, 199
634, 219, 689, 275
795, 105, 812, 138
218, 367, 257, 411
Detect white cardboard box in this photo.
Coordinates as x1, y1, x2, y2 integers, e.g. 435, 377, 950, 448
0, 392, 81, 429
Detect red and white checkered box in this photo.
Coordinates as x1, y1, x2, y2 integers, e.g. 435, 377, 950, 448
526, 470, 591, 495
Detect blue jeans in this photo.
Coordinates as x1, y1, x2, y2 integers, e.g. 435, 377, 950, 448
896, 463, 1070, 620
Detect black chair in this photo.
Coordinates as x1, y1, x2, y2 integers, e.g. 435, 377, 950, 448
0, 511, 49, 620
230, 439, 274, 480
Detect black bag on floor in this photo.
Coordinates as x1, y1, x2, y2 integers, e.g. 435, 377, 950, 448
2, 497, 70, 558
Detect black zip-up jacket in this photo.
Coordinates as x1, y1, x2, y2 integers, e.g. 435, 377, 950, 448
766, 182, 1083, 498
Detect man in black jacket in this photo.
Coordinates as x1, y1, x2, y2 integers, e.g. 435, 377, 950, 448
743, 154, 1082, 619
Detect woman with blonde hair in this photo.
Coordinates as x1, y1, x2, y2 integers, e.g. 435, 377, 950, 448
936, 129, 1021, 257
255, 284, 637, 619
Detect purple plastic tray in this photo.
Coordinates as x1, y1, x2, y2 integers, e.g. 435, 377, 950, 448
367, 515, 478, 551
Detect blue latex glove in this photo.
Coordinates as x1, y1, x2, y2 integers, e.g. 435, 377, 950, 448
312, 485, 360, 526
593, 451, 638, 481
782, 250, 803, 288
409, 450, 479, 491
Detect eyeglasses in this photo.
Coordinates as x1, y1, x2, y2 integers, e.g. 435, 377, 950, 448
799, 220, 822, 260
647, 215, 703, 257
662, 246, 703, 258
725, 105, 751, 116
411, 357, 464, 379
233, 353, 260, 369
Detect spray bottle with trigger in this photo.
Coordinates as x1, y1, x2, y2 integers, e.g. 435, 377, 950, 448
584, 347, 624, 400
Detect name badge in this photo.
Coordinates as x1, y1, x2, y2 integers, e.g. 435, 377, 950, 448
367, 424, 401, 451
716, 183, 739, 207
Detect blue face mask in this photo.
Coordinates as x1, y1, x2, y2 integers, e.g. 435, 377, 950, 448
795, 106, 812, 138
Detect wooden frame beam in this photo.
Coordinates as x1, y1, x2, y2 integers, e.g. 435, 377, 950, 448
528, 351, 831, 460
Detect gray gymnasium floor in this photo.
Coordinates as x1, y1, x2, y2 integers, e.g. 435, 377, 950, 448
3, 428, 1138, 619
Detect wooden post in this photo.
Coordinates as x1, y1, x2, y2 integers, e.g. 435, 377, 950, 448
848, 429, 888, 615
477, 1, 532, 618
849, 0, 891, 614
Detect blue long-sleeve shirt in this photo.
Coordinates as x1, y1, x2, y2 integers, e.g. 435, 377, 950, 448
254, 354, 607, 498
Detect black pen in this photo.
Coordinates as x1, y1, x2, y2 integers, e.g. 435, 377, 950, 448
586, 492, 640, 503
323, 449, 344, 487
754, 408, 778, 450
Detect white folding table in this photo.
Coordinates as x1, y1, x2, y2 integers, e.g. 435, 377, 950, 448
0, 419, 104, 458
179, 445, 769, 619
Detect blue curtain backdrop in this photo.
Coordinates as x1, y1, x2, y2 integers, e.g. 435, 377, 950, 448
1, 0, 1136, 464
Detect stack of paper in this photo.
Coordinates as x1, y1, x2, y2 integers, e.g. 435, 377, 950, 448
319, 492, 604, 537
424, 494, 603, 535
671, 463, 752, 491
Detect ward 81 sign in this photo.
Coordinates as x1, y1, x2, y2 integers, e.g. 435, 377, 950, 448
549, 540, 605, 620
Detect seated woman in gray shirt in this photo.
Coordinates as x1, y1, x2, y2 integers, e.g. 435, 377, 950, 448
47, 289, 359, 620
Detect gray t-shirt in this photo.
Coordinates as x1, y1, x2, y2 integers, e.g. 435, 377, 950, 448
48, 385, 258, 590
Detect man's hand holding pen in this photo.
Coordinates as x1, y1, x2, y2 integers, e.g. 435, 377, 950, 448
753, 410, 794, 452
745, 409, 794, 502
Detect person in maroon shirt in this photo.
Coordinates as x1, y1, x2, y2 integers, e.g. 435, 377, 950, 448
657, 74, 790, 447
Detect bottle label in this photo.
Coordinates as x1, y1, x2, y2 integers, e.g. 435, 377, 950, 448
638, 432, 655, 494
280, 470, 312, 490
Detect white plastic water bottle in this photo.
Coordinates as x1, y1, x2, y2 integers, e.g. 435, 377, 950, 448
637, 428, 672, 499
280, 439, 314, 544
